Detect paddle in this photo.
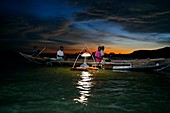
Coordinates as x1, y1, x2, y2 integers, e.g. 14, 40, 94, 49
36, 46, 46, 57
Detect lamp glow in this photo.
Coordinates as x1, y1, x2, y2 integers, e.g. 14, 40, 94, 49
81, 52, 91, 57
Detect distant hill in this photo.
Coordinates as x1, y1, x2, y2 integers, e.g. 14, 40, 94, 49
0, 47, 169, 64
129, 47, 170, 58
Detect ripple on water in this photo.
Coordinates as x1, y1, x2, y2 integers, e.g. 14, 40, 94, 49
0, 67, 169, 113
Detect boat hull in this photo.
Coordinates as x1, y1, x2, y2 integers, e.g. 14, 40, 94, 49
19, 52, 170, 71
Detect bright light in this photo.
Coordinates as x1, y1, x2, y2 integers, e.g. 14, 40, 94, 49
81, 52, 91, 57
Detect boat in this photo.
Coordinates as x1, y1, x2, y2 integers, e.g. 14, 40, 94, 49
102, 58, 170, 72
19, 52, 83, 66
19, 52, 54, 65
19, 51, 170, 72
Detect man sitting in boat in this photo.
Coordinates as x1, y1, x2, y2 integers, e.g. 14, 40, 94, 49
57, 46, 64, 61
32, 46, 40, 57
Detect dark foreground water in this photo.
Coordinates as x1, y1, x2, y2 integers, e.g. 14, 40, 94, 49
0, 66, 169, 113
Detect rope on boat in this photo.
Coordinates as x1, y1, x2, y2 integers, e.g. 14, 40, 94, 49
72, 47, 85, 68
85, 45, 96, 63
72, 45, 96, 68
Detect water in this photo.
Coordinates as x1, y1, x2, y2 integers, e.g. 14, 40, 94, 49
0, 66, 169, 113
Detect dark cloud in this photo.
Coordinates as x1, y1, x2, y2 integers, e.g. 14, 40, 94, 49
0, 12, 71, 51
47, 38, 78, 45
72, 0, 170, 33
0, 0, 169, 53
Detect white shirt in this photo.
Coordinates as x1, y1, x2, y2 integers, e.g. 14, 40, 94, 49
57, 50, 64, 59
100, 50, 104, 57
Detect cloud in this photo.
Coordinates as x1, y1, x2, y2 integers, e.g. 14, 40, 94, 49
72, 0, 170, 33
0, 0, 170, 53
47, 38, 78, 45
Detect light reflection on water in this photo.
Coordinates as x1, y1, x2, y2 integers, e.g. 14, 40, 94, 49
0, 67, 169, 113
74, 71, 93, 104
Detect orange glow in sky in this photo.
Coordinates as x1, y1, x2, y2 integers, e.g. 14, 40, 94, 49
44, 46, 135, 54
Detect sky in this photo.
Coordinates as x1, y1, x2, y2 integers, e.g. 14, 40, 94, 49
0, 0, 170, 54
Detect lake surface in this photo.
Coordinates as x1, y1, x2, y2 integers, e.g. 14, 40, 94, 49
0, 66, 169, 113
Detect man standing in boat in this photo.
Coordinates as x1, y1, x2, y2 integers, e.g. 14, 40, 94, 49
95, 46, 102, 62
57, 46, 64, 61
100, 46, 105, 62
